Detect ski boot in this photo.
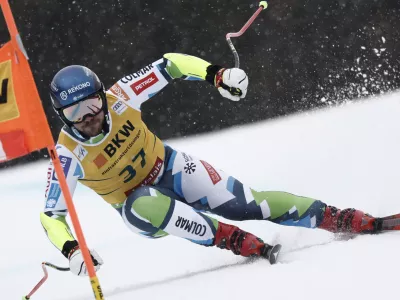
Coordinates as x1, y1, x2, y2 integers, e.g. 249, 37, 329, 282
318, 205, 382, 234
213, 222, 282, 264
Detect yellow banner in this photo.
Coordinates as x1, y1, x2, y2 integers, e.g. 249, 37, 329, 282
0, 59, 19, 123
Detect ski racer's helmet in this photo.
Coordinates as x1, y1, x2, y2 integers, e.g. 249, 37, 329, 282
49, 65, 110, 138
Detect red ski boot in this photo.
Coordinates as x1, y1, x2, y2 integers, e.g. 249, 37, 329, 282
318, 206, 381, 234
214, 222, 281, 264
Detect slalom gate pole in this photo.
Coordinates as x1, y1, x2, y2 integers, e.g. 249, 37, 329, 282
47, 146, 105, 300
0, 1, 104, 299
226, 1, 269, 68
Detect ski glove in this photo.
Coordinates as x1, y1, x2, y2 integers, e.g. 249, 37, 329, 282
68, 246, 104, 277
206, 65, 248, 101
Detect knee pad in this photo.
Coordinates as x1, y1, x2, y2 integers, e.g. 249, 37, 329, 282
125, 186, 172, 229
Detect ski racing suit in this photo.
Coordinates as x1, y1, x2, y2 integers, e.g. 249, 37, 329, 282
40, 53, 375, 262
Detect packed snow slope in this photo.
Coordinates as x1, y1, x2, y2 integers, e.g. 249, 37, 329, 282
2, 91, 400, 300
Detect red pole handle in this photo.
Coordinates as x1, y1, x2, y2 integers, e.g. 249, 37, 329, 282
23, 263, 49, 299
225, 2, 268, 68
226, 6, 264, 39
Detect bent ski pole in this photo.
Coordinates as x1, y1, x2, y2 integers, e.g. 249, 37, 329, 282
23, 262, 70, 300
226, 1, 268, 68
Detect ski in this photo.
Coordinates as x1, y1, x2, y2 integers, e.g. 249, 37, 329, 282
378, 213, 400, 231
261, 243, 282, 265
268, 244, 282, 264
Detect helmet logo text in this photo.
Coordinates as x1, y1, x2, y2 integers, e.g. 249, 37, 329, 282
60, 91, 68, 100
67, 82, 91, 94
60, 82, 91, 100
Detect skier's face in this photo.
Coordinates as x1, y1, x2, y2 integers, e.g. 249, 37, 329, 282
73, 110, 105, 137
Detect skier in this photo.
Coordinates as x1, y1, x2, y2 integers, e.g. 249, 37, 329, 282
42, 53, 380, 276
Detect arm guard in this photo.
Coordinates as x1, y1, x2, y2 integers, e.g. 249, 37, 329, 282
41, 144, 82, 257
108, 53, 224, 110
163, 53, 222, 84
40, 212, 75, 253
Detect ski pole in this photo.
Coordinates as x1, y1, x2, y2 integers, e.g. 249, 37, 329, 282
226, 1, 269, 68
23, 262, 70, 300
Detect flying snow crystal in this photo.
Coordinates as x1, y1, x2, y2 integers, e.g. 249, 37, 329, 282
321, 97, 326, 102
382, 37, 386, 43
356, 57, 360, 64
361, 46, 366, 50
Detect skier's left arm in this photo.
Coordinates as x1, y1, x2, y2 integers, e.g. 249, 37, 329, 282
108, 53, 249, 110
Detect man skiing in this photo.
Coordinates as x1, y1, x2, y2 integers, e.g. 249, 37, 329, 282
42, 53, 381, 276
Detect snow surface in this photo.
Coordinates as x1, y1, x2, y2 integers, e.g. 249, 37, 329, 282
2, 91, 400, 300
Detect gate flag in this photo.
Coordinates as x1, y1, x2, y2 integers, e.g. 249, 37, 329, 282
0, 4, 54, 162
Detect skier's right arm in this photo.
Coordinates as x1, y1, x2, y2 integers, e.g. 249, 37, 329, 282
40, 144, 83, 258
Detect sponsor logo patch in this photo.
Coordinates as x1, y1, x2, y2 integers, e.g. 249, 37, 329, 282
120, 64, 154, 84
60, 82, 91, 100
111, 100, 128, 115
44, 167, 52, 198
45, 198, 58, 208
200, 160, 222, 185
182, 152, 193, 162
73, 93, 85, 101
67, 82, 90, 94
184, 162, 196, 174
175, 216, 207, 236
103, 120, 135, 158
45, 183, 62, 209
47, 183, 62, 202
102, 129, 142, 175
60, 91, 68, 100
94, 153, 108, 169
52, 156, 72, 181
109, 83, 129, 101
130, 73, 158, 96
73, 144, 88, 161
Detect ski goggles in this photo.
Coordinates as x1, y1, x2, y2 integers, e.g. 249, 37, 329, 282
61, 94, 103, 124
